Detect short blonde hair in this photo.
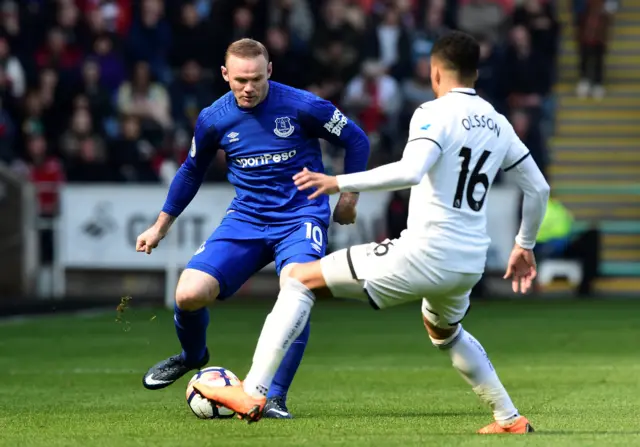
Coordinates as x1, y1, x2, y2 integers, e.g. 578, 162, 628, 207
225, 38, 269, 63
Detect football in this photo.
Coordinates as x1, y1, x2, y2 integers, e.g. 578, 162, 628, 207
186, 367, 241, 419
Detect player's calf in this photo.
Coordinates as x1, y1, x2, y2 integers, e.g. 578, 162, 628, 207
421, 302, 530, 433
143, 269, 218, 390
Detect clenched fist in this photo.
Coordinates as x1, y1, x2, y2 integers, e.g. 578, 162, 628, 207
136, 226, 166, 255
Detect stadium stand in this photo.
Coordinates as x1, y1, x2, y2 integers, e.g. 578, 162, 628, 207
7, 0, 634, 299
551, 0, 640, 294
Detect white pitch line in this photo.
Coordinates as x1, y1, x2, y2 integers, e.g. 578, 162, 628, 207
0, 308, 114, 326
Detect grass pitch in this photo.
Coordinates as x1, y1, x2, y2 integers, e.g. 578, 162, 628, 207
1, 299, 639, 446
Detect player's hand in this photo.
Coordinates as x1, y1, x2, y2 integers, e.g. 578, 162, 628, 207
293, 168, 340, 200
333, 193, 358, 225
503, 244, 537, 294
136, 226, 166, 255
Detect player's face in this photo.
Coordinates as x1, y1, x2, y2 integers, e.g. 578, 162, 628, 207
222, 55, 272, 108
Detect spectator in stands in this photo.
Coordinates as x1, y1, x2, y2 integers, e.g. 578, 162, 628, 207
14, 134, 64, 268
0, 2, 25, 62
268, 0, 315, 51
0, 36, 25, 102
412, 1, 450, 64
512, 0, 559, 64
126, 0, 171, 82
34, 27, 83, 86
170, 1, 214, 70
363, 5, 412, 80
56, 0, 89, 52
504, 25, 551, 121
401, 56, 435, 126
265, 27, 310, 89
21, 134, 65, 218
475, 34, 506, 112
59, 107, 107, 166
512, 108, 547, 176
117, 60, 172, 141
309, 37, 359, 103
110, 114, 158, 183
457, 0, 508, 42
343, 59, 401, 157
575, 0, 616, 100
169, 60, 214, 131
74, 58, 115, 134
0, 0, 559, 198
89, 34, 127, 94
312, 0, 364, 66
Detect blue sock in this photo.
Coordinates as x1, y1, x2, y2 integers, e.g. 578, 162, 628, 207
174, 304, 209, 365
267, 318, 310, 401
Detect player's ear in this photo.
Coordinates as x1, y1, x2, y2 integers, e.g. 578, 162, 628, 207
221, 66, 229, 82
267, 61, 272, 79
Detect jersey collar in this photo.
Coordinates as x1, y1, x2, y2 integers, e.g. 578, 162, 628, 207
449, 88, 477, 96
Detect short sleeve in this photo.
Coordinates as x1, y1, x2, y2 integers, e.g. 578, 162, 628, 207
501, 131, 531, 172
407, 105, 445, 151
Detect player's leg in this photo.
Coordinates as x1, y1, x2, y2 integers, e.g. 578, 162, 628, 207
420, 282, 534, 434
191, 241, 408, 421
262, 220, 329, 418
258, 263, 311, 419
143, 229, 271, 390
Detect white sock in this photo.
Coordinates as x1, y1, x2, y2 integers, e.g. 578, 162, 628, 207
436, 326, 519, 425
243, 279, 315, 398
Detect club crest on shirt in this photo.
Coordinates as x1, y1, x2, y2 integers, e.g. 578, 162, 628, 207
274, 117, 295, 138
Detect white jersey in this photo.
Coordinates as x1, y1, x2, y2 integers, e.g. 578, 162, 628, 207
403, 88, 530, 273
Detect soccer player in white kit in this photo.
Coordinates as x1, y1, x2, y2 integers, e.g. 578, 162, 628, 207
192, 31, 550, 434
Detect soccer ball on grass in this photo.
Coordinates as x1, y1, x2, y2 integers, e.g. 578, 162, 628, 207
186, 366, 241, 419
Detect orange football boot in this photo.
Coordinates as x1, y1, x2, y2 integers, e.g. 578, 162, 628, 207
192, 382, 266, 423
477, 416, 534, 434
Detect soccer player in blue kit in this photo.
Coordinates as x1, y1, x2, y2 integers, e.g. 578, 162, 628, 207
136, 38, 370, 418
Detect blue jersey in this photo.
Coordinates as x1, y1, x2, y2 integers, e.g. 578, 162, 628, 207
162, 81, 370, 226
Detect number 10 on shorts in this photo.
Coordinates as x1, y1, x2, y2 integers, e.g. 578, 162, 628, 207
305, 222, 324, 253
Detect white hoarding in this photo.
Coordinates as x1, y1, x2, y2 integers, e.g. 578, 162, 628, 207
59, 185, 518, 272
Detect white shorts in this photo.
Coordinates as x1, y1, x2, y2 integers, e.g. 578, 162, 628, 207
320, 238, 482, 328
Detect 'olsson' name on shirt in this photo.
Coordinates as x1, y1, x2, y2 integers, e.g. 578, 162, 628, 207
461, 114, 501, 138
233, 150, 297, 168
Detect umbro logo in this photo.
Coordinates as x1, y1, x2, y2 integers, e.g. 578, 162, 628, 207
227, 132, 239, 143
421, 124, 431, 130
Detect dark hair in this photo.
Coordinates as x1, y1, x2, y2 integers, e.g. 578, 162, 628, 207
226, 38, 270, 63
430, 31, 480, 80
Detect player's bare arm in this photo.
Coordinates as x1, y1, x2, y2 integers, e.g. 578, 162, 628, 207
333, 192, 358, 225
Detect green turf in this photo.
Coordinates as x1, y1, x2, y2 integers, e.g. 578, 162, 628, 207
2, 299, 640, 446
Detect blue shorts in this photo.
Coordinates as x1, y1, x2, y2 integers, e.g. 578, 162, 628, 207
186, 217, 328, 300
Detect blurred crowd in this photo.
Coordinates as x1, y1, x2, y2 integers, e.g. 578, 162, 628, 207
0, 0, 560, 219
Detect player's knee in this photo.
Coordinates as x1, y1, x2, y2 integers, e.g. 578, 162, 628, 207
422, 315, 462, 350
175, 287, 209, 311
288, 262, 331, 297
175, 271, 220, 311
